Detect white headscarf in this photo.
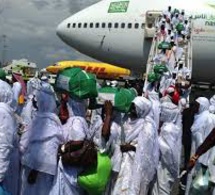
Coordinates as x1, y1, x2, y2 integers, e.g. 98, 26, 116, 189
196, 97, 210, 114
132, 96, 152, 118
0, 80, 13, 106
210, 95, 215, 106
67, 97, 87, 118
209, 105, 215, 114
36, 86, 56, 113
160, 102, 180, 123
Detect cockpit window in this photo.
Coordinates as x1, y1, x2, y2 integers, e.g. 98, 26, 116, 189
78, 23, 82, 28
128, 23, 132, 29
135, 23, 139, 29
108, 23, 112, 28
90, 23, 93, 28
114, 23, 119, 28
121, 23, 125, 28
72, 23, 76, 28
67, 23, 71, 28
96, 23, 100, 28
84, 23, 87, 28
102, 23, 106, 28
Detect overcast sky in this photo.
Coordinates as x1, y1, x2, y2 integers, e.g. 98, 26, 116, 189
0, 0, 100, 68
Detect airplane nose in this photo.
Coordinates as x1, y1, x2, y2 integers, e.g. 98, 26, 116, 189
56, 21, 65, 40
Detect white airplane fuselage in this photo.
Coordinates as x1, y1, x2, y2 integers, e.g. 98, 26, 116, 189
57, 0, 215, 83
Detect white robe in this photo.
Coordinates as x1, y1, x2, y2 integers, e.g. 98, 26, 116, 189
0, 103, 19, 195
112, 117, 145, 195
153, 122, 182, 195
20, 112, 64, 195
50, 116, 89, 195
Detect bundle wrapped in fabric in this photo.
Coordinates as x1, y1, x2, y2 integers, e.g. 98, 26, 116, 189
97, 86, 137, 113
176, 23, 185, 32
78, 152, 112, 195
148, 72, 161, 82
158, 41, 171, 50
55, 67, 98, 99
154, 64, 168, 74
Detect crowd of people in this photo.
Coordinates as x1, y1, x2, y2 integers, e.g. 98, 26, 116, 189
0, 6, 215, 195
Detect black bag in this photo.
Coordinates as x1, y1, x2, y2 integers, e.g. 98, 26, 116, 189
61, 140, 97, 168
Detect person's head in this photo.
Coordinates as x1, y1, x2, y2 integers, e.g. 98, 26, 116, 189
168, 6, 171, 12
0, 80, 13, 106
67, 97, 88, 117
133, 79, 144, 96
130, 96, 152, 119
175, 13, 179, 18
179, 61, 183, 69
195, 97, 210, 114
36, 86, 57, 113
160, 101, 180, 123
168, 29, 171, 35
185, 20, 188, 24
181, 10, 185, 15
190, 100, 200, 114
161, 24, 165, 31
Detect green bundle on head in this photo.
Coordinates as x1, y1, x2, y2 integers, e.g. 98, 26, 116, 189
148, 72, 161, 82
158, 41, 171, 50
97, 86, 137, 113
176, 23, 185, 32
154, 64, 168, 74
0, 69, 6, 81
55, 67, 98, 99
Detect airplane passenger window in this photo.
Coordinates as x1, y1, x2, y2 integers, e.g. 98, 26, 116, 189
114, 23, 119, 28
121, 23, 125, 28
67, 23, 71, 28
84, 23, 87, 28
78, 23, 82, 28
96, 23, 100, 28
128, 23, 132, 29
135, 23, 139, 29
72, 23, 76, 28
90, 23, 93, 28
102, 23, 106, 28
108, 23, 112, 28
141, 23, 145, 29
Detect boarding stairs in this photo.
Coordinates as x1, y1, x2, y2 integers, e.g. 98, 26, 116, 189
143, 14, 193, 98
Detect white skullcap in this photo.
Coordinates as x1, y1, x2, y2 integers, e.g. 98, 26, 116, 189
41, 75, 48, 81
111, 80, 118, 87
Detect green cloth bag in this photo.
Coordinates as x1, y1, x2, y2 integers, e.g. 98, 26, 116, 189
97, 87, 137, 113
78, 152, 112, 195
55, 67, 98, 99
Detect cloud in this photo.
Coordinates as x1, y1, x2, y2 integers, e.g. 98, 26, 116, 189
0, 0, 97, 69
31, 0, 50, 10
67, 0, 100, 14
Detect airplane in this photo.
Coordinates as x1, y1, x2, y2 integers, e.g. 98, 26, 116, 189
46, 60, 131, 79
56, 0, 215, 84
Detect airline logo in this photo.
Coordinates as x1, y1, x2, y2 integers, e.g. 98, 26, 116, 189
108, 1, 129, 13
